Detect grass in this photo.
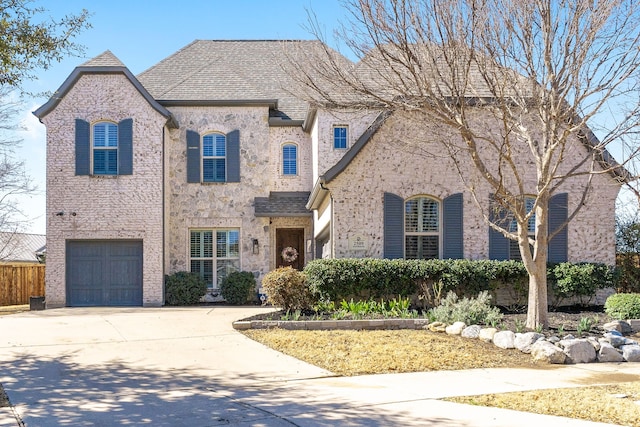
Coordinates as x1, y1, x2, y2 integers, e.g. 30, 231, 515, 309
243, 328, 640, 426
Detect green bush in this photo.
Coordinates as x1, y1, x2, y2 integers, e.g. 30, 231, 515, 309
604, 293, 640, 320
262, 267, 316, 310
549, 262, 617, 306
427, 291, 503, 326
165, 271, 207, 305
220, 271, 256, 305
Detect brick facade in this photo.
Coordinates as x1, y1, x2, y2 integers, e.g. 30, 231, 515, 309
41, 73, 167, 307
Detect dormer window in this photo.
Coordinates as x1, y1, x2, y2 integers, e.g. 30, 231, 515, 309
333, 126, 348, 149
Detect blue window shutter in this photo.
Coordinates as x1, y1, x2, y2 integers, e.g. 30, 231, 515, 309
384, 192, 404, 259
118, 118, 133, 175
488, 194, 509, 260
75, 119, 90, 175
443, 193, 463, 259
227, 130, 240, 182
187, 130, 200, 183
548, 193, 568, 263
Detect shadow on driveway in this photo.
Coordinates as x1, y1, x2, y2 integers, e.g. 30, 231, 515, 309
1, 351, 461, 426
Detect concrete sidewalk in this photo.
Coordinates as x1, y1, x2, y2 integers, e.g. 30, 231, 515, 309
0, 307, 638, 426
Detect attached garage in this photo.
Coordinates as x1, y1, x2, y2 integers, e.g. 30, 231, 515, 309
66, 240, 143, 306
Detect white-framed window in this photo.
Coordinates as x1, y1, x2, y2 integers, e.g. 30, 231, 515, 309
333, 125, 348, 149
190, 229, 240, 288
282, 143, 298, 175
509, 196, 536, 260
202, 133, 226, 182
92, 121, 118, 175
405, 196, 441, 259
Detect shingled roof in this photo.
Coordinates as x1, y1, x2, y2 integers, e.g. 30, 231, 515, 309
137, 40, 328, 122
254, 192, 312, 217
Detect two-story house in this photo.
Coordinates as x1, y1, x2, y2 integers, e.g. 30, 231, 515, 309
34, 40, 621, 307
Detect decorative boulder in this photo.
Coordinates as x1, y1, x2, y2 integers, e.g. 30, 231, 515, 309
426, 322, 447, 333
479, 328, 498, 343
461, 325, 482, 339
446, 322, 466, 335
621, 344, 640, 362
493, 330, 516, 349
603, 320, 633, 335
515, 332, 545, 354
531, 340, 567, 364
560, 339, 597, 364
603, 332, 627, 348
598, 342, 624, 363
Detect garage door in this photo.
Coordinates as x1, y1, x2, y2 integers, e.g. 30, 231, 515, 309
66, 240, 143, 306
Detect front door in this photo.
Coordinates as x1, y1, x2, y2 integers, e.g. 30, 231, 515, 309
276, 228, 305, 270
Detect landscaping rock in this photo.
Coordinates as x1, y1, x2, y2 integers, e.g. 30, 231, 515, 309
560, 339, 597, 364
587, 337, 601, 352
446, 322, 466, 335
514, 332, 545, 354
603, 320, 633, 335
493, 330, 516, 349
426, 322, 447, 333
461, 325, 482, 339
621, 344, 640, 362
547, 336, 560, 344
598, 342, 624, 363
603, 332, 627, 348
627, 319, 640, 333
531, 340, 567, 364
479, 328, 497, 343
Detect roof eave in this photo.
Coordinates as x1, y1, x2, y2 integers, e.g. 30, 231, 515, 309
306, 177, 330, 210
159, 99, 278, 109
33, 66, 178, 129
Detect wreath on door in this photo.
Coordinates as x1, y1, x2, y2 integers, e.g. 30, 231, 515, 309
281, 246, 299, 263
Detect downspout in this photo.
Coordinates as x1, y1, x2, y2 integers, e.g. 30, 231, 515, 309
162, 126, 166, 306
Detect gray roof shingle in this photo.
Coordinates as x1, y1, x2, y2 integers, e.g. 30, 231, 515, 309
137, 40, 329, 121
0, 232, 46, 263
254, 192, 312, 217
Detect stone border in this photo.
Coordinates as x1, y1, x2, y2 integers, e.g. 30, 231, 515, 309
233, 318, 431, 331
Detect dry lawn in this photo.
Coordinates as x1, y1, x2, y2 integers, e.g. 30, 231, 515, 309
243, 328, 640, 426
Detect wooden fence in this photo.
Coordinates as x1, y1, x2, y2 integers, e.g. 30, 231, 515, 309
0, 264, 45, 306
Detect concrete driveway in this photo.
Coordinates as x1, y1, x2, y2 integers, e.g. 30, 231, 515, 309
1, 307, 638, 426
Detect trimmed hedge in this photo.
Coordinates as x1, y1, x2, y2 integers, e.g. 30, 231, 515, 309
304, 258, 616, 306
604, 293, 640, 320
220, 271, 256, 305
165, 271, 207, 305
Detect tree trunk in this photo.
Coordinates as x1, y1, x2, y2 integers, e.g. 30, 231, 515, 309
526, 264, 549, 329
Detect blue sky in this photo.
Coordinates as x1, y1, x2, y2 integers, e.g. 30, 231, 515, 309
16, 0, 346, 234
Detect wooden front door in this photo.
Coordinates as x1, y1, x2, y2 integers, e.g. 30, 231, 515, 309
276, 228, 305, 270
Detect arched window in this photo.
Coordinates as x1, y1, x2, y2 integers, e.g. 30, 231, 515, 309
92, 121, 118, 175
202, 132, 226, 182
282, 143, 297, 175
405, 196, 440, 259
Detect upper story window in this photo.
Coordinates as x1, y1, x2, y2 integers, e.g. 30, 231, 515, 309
75, 118, 133, 176
405, 196, 440, 260
93, 122, 118, 175
186, 129, 240, 183
333, 126, 348, 149
282, 143, 298, 175
202, 133, 226, 182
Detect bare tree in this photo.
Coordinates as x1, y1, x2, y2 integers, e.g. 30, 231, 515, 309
0, 1, 89, 236
287, 0, 640, 328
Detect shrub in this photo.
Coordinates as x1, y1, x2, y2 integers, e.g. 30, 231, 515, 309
604, 293, 640, 320
549, 262, 617, 306
262, 267, 316, 310
428, 291, 503, 326
165, 271, 207, 305
220, 271, 256, 305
